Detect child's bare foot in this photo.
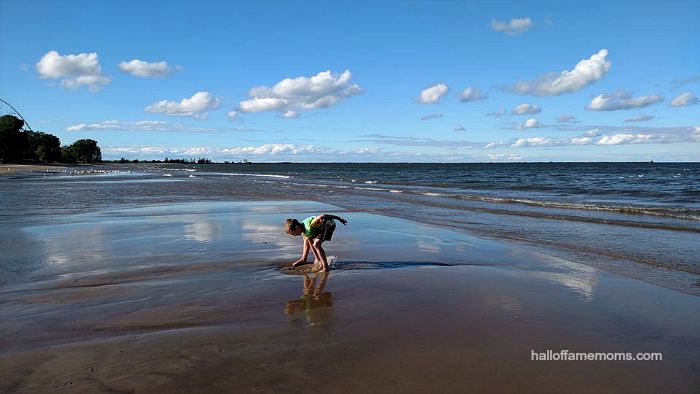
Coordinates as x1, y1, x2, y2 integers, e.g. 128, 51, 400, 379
292, 259, 307, 267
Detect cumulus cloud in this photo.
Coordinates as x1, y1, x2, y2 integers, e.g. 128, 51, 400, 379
226, 111, 238, 120
36, 50, 111, 92
418, 83, 449, 104
693, 126, 700, 142
584, 128, 602, 137
519, 118, 541, 129
420, 113, 444, 121
507, 49, 611, 96
586, 90, 663, 111
484, 141, 509, 149
511, 137, 557, 148
490, 18, 533, 36
453, 125, 466, 132
556, 114, 577, 123
570, 136, 593, 145
459, 87, 486, 102
238, 70, 361, 117
624, 114, 655, 122
145, 91, 221, 119
119, 59, 180, 78
512, 103, 541, 115
670, 92, 699, 107
596, 134, 653, 145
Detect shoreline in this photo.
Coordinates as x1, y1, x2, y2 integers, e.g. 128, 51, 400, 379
0, 164, 68, 175
1, 200, 699, 392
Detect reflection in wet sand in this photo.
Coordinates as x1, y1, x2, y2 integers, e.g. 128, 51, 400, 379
184, 220, 222, 242
285, 272, 333, 327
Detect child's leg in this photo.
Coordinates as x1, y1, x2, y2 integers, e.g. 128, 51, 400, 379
312, 238, 328, 271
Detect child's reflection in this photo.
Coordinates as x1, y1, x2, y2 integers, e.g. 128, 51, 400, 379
285, 272, 333, 326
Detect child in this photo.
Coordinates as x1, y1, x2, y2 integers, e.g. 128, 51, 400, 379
284, 214, 348, 272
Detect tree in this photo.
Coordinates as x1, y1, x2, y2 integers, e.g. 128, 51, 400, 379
69, 139, 102, 163
27, 131, 61, 162
0, 115, 28, 163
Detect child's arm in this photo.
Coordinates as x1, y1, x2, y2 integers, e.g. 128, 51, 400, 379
293, 237, 311, 265
317, 214, 348, 225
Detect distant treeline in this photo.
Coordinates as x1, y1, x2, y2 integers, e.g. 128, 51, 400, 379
109, 158, 252, 164
0, 115, 101, 164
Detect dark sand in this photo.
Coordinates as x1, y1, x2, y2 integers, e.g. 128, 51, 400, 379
1, 201, 699, 393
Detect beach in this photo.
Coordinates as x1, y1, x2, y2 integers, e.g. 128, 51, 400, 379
1, 165, 699, 392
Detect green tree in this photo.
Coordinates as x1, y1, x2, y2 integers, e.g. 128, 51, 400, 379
69, 139, 102, 163
27, 131, 62, 162
0, 115, 28, 163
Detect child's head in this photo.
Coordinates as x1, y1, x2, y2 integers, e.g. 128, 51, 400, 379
284, 218, 303, 236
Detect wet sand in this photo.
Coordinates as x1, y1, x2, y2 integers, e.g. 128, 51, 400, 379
0, 164, 67, 175
1, 201, 699, 393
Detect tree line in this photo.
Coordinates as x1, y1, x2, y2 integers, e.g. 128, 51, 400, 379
0, 115, 101, 163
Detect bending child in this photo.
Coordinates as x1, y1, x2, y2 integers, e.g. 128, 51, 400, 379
284, 214, 348, 272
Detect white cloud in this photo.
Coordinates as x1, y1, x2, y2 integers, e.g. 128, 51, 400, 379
103, 144, 387, 161
585, 128, 602, 137
226, 111, 238, 120
488, 154, 524, 161
570, 136, 593, 145
66, 119, 274, 133
670, 92, 699, 107
36, 50, 111, 92
483, 141, 508, 149
145, 91, 220, 119
420, 113, 444, 121
520, 118, 541, 129
487, 109, 508, 118
282, 110, 299, 119
419, 83, 449, 104
586, 90, 662, 111
119, 59, 180, 78
596, 134, 653, 145
692, 126, 700, 142
453, 125, 466, 132
512, 103, 541, 115
556, 114, 577, 123
490, 18, 533, 36
512, 137, 558, 148
459, 87, 486, 102
507, 49, 611, 96
624, 114, 655, 122
238, 70, 361, 117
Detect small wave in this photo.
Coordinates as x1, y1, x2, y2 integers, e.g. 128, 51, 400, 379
390, 189, 403, 193
365, 180, 378, 184
163, 174, 172, 177
221, 172, 290, 179
355, 187, 386, 192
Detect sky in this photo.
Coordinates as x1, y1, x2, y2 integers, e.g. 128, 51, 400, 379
1, 0, 699, 162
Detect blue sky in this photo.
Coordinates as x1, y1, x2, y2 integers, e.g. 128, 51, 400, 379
1, 0, 698, 162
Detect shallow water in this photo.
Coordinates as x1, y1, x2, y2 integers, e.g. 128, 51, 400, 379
1, 163, 699, 295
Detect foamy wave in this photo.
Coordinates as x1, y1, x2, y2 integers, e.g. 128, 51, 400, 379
221, 172, 290, 179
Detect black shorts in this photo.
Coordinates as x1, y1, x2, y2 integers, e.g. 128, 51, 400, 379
317, 220, 336, 242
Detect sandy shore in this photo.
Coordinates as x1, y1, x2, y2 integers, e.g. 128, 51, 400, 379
1, 201, 699, 393
0, 164, 69, 175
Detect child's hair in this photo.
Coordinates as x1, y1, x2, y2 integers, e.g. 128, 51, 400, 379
284, 218, 302, 234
